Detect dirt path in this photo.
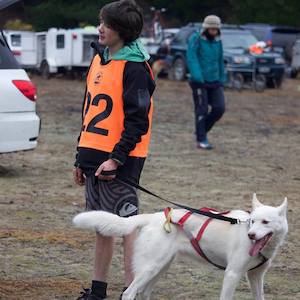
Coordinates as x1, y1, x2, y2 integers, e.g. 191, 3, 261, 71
0, 76, 299, 299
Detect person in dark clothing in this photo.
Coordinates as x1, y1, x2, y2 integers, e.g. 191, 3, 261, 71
187, 15, 226, 150
73, 1, 155, 299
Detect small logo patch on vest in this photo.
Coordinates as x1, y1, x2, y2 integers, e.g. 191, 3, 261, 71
94, 72, 103, 84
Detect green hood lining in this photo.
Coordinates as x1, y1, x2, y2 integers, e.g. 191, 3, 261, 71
103, 39, 150, 63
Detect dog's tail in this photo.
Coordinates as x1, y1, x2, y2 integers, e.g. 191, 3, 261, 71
73, 211, 152, 236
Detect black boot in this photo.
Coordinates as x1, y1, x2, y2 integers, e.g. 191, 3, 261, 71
76, 288, 107, 300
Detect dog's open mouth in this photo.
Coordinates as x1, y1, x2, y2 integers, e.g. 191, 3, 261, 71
249, 232, 273, 257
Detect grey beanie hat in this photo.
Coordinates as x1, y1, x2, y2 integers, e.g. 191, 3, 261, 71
202, 15, 221, 29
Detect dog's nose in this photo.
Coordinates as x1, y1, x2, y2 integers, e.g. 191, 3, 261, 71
248, 233, 256, 240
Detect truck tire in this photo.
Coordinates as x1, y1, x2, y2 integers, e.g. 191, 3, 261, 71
254, 74, 266, 92
40, 60, 50, 79
172, 58, 186, 81
232, 73, 244, 91
290, 68, 298, 79
267, 76, 284, 88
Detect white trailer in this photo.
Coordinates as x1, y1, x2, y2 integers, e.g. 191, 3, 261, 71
36, 27, 99, 78
3, 30, 37, 69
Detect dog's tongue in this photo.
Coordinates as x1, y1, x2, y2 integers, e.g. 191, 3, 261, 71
249, 235, 269, 257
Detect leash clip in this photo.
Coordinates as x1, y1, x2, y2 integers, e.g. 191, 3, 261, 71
164, 208, 173, 233
237, 218, 250, 225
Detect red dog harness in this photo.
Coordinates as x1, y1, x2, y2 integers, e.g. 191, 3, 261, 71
164, 206, 230, 270
164, 207, 269, 271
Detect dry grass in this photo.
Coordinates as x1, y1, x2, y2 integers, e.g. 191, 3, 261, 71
0, 76, 299, 299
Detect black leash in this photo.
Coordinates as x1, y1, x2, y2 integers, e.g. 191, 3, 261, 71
100, 171, 240, 225
100, 171, 268, 269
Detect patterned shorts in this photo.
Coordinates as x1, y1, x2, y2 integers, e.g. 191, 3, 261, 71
85, 176, 139, 217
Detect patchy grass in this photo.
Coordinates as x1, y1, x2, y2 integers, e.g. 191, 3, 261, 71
0, 76, 300, 299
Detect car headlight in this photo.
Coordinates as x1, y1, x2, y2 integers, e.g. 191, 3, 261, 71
275, 57, 285, 64
232, 56, 251, 64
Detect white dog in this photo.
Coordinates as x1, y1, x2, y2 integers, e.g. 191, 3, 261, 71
73, 194, 288, 300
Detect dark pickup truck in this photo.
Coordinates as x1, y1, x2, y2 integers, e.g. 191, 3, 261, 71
165, 24, 286, 88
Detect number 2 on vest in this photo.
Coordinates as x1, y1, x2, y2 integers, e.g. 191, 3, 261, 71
82, 92, 113, 136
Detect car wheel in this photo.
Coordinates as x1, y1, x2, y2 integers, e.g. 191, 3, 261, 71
172, 58, 186, 81
254, 74, 266, 92
232, 73, 244, 91
267, 76, 284, 88
40, 60, 50, 79
290, 68, 298, 79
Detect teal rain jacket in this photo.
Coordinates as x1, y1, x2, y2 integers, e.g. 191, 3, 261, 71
187, 31, 225, 84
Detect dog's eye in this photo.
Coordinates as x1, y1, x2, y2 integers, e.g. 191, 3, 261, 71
262, 220, 269, 224
251, 220, 255, 224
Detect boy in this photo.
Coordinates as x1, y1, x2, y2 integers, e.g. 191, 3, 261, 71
73, 1, 155, 299
187, 15, 226, 150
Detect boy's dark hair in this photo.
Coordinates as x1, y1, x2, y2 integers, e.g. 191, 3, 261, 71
100, 0, 143, 43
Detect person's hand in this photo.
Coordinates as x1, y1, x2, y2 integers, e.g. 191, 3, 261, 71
73, 167, 85, 186
95, 159, 118, 180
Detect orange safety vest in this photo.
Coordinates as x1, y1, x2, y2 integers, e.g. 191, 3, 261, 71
78, 55, 153, 158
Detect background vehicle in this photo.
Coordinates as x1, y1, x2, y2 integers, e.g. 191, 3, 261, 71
3, 30, 37, 69
0, 30, 40, 153
222, 28, 286, 88
36, 27, 99, 79
166, 23, 286, 88
243, 23, 300, 76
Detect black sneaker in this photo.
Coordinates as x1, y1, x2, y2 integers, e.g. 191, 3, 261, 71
77, 288, 107, 300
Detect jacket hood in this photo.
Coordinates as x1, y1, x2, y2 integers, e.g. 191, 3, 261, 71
103, 39, 150, 62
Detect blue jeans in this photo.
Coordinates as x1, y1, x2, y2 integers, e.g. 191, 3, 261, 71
190, 82, 225, 142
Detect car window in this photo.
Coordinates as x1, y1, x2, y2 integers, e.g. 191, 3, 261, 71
56, 34, 65, 49
173, 28, 196, 45
0, 33, 20, 69
272, 27, 300, 34
11, 34, 21, 47
222, 32, 258, 49
248, 28, 267, 41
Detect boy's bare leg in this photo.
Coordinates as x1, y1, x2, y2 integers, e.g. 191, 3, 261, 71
123, 230, 137, 287
93, 232, 114, 281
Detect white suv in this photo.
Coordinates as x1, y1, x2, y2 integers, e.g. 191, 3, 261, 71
0, 30, 40, 153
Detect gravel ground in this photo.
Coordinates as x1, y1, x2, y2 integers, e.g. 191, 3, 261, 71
0, 76, 299, 299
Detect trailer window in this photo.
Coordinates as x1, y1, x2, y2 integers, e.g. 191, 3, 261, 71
56, 34, 65, 49
11, 34, 21, 47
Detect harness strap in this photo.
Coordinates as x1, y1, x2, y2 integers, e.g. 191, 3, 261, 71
196, 218, 213, 242
190, 237, 226, 270
177, 211, 193, 226
163, 207, 268, 271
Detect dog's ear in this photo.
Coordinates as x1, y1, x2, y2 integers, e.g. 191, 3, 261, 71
252, 193, 263, 210
277, 197, 288, 217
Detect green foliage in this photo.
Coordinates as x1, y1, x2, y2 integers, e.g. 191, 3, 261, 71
229, 0, 300, 26
146, 0, 232, 23
24, 0, 111, 31
23, 0, 300, 31
4, 19, 34, 30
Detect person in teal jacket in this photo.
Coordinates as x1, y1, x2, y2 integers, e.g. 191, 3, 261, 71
187, 15, 226, 149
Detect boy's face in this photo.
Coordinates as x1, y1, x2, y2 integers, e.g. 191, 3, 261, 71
98, 21, 122, 47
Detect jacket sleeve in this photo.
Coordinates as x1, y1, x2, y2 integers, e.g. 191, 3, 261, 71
219, 42, 226, 84
109, 62, 154, 165
186, 32, 204, 83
